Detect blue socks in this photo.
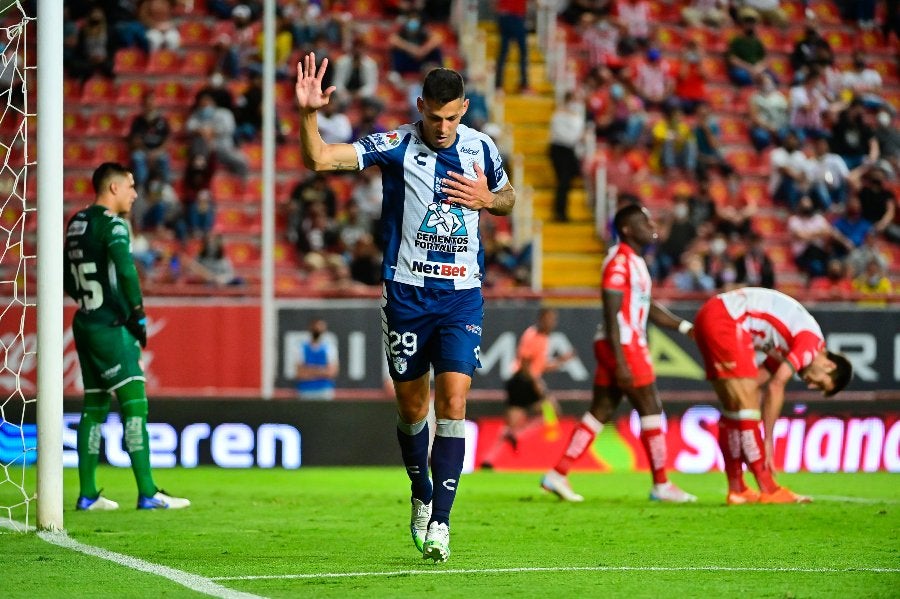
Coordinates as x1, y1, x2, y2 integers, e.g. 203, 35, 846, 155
430, 419, 466, 526
397, 416, 432, 503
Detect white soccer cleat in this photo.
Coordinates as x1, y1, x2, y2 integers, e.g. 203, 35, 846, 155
137, 490, 191, 510
649, 481, 697, 503
422, 521, 450, 563
540, 470, 584, 502
76, 494, 119, 511
410, 498, 432, 552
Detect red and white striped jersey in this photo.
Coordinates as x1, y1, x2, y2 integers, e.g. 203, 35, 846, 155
718, 287, 825, 372
595, 243, 652, 346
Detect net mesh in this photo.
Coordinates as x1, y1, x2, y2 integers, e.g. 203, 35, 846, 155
0, 1, 36, 532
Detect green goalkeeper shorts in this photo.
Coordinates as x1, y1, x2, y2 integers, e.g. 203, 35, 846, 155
72, 318, 145, 393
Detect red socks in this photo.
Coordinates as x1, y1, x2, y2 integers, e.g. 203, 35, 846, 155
737, 418, 778, 494
718, 416, 748, 493
554, 413, 602, 476
639, 414, 668, 485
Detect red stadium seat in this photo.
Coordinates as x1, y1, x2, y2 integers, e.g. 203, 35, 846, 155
113, 48, 147, 75
727, 148, 769, 176
116, 80, 149, 107
94, 143, 130, 164
243, 143, 262, 170
275, 144, 303, 170
224, 240, 261, 267
153, 80, 189, 107
180, 49, 216, 76
64, 78, 82, 102
210, 174, 245, 202
870, 58, 898, 83
273, 240, 299, 267
718, 117, 745, 143
81, 77, 116, 105
63, 142, 94, 168
64, 174, 94, 201
741, 180, 770, 206
243, 176, 264, 203
685, 28, 724, 53
767, 54, 792, 81
63, 112, 87, 136
146, 49, 182, 75
214, 206, 260, 234
178, 20, 210, 46
656, 28, 683, 52
823, 29, 854, 54
274, 81, 295, 109
701, 56, 728, 84
809, 1, 841, 24
86, 112, 128, 138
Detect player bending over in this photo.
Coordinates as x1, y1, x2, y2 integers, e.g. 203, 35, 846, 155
693, 287, 853, 504
542, 205, 697, 503
64, 162, 190, 511
295, 53, 515, 562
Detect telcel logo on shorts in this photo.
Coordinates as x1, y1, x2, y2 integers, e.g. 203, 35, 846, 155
411, 260, 468, 279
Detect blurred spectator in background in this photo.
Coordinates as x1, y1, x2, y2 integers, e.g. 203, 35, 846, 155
213, 4, 260, 78
332, 38, 380, 101
548, 90, 587, 222
352, 97, 388, 140
186, 91, 249, 176
726, 8, 770, 87
235, 72, 265, 143
461, 69, 490, 130
741, 0, 787, 27
788, 195, 850, 279
183, 189, 216, 239
348, 233, 382, 286
857, 165, 900, 243
593, 82, 646, 148
577, 13, 620, 71
63, 6, 80, 66
247, 9, 295, 79
494, 0, 530, 93
674, 41, 707, 115
688, 179, 719, 234
293, 317, 339, 401
830, 99, 879, 170
847, 229, 889, 277
281, 0, 323, 47
833, 195, 873, 251
316, 93, 353, 144
838, 0, 878, 30
197, 71, 236, 113
704, 232, 739, 289
185, 233, 243, 286
769, 131, 811, 209
874, 109, 900, 175
748, 72, 789, 151
808, 258, 853, 298
655, 194, 697, 280
106, 0, 149, 52
350, 167, 384, 244
733, 231, 775, 288
650, 102, 696, 176
140, 0, 181, 52
673, 253, 716, 292
788, 67, 830, 141
808, 134, 851, 210
388, 14, 442, 77
789, 15, 832, 76
694, 103, 733, 180
128, 93, 172, 192
561, 0, 612, 25
290, 172, 337, 225
182, 152, 216, 205
140, 173, 181, 234
716, 174, 755, 238
614, 0, 652, 50
840, 51, 883, 106
681, 0, 729, 28
67, 6, 117, 82
336, 202, 370, 258
296, 201, 343, 273
853, 258, 893, 304
632, 47, 674, 109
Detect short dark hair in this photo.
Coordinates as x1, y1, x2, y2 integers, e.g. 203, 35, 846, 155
613, 203, 645, 239
824, 351, 853, 397
92, 162, 131, 195
421, 68, 465, 105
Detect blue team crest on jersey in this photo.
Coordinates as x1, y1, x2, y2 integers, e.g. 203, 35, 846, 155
419, 202, 467, 236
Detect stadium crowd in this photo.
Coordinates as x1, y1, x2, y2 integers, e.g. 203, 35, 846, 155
55, 0, 899, 299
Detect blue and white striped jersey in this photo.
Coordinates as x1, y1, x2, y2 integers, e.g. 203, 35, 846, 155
352, 122, 509, 290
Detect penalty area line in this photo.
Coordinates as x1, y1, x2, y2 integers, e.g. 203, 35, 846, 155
212, 564, 900, 581
0, 520, 263, 599
813, 495, 900, 505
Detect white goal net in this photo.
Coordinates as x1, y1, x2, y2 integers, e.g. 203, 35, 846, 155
0, 0, 36, 532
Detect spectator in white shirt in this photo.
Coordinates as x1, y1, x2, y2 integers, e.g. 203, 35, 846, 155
316, 94, 353, 144
841, 51, 884, 109
331, 40, 380, 102
682, 0, 730, 28
808, 135, 851, 211
741, 0, 788, 27
788, 67, 831, 141
748, 72, 789, 151
769, 131, 811, 209
548, 91, 587, 222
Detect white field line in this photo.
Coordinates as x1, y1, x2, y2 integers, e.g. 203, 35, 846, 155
0, 520, 264, 599
212, 564, 900, 582
813, 495, 900, 505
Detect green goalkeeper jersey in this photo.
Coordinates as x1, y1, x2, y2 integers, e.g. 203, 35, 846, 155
64, 205, 143, 327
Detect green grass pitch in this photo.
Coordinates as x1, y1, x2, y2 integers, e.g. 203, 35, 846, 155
1, 467, 898, 598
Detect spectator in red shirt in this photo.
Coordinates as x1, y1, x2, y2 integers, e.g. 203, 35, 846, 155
495, 0, 530, 93
674, 40, 707, 114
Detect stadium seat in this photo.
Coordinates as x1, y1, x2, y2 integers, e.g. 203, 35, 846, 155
718, 117, 745, 143
80, 77, 116, 105
727, 148, 769, 176
178, 20, 210, 47
223, 240, 261, 267
274, 81, 295, 109
741, 180, 770, 206
701, 56, 728, 84
64, 142, 94, 168
685, 28, 724, 53
153, 80, 189, 107
94, 143, 129, 164
85, 112, 127, 139
275, 145, 303, 170
210, 174, 245, 202
349, 0, 384, 19
823, 29, 854, 54
243, 143, 262, 170
63, 112, 88, 136
113, 48, 147, 75
64, 174, 94, 201
214, 206, 259, 234
116, 80, 149, 107
64, 78, 81, 103
180, 49, 216, 76
656, 28, 683, 52
809, 0, 841, 24
243, 176, 264, 203
767, 55, 792, 82
145, 49, 183, 75
870, 58, 898, 83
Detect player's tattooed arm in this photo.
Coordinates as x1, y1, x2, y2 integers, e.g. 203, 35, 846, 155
486, 182, 516, 216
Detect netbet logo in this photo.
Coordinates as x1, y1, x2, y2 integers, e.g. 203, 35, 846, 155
411, 260, 467, 279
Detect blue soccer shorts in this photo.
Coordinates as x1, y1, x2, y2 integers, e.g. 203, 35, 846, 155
381, 280, 484, 381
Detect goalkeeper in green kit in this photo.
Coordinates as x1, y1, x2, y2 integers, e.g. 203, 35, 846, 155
64, 162, 189, 511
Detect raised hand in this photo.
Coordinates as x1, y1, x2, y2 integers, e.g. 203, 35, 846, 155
295, 52, 336, 113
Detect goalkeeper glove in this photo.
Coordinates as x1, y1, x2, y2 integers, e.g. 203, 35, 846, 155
125, 308, 147, 349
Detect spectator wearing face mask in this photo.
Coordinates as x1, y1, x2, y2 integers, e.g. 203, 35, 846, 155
769, 131, 812, 210
787, 195, 852, 279
733, 232, 775, 289
852, 258, 894, 306
874, 110, 900, 175
807, 134, 851, 211
857, 166, 900, 244
748, 73, 789, 152
830, 99, 880, 170
674, 41, 707, 115
388, 13, 442, 77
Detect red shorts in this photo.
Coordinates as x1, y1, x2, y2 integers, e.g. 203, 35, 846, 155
593, 338, 656, 388
694, 297, 758, 380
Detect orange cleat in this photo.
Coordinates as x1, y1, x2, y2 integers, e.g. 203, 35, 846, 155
726, 488, 761, 505
759, 486, 812, 504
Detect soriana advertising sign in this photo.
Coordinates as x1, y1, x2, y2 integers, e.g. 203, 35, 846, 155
0, 301, 261, 396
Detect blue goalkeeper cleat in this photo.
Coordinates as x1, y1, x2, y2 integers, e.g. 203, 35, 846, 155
76, 494, 119, 511
410, 498, 431, 552
137, 490, 191, 510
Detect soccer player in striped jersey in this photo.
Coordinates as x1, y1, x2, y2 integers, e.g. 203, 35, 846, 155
541, 204, 697, 503
693, 287, 853, 504
295, 53, 515, 562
